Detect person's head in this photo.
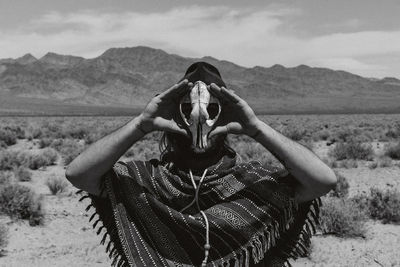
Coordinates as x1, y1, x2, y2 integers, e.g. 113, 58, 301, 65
160, 62, 233, 164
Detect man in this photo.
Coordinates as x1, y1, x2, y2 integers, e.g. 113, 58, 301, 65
66, 62, 336, 267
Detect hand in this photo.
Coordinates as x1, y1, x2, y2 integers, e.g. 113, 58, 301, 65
208, 83, 261, 138
138, 79, 191, 137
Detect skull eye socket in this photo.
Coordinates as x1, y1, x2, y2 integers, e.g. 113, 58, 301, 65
180, 103, 192, 120
207, 103, 220, 119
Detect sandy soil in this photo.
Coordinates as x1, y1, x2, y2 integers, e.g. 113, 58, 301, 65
1, 140, 399, 267
0, 166, 111, 267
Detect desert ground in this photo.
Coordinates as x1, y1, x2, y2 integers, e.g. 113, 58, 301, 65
0, 114, 399, 267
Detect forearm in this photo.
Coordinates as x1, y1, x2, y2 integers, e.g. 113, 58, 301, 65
252, 120, 336, 202
66, 115, 145, 194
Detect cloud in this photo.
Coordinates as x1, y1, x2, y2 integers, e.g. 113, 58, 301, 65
0, 5, 399, 78
321, 18, 363, 30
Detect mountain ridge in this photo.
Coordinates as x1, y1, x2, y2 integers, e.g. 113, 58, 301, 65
0, 46, 399, 115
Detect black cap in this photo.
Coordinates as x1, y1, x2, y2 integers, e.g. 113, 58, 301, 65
181, 62, 226, 87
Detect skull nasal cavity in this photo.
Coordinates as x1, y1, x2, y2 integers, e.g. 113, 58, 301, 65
207, 103, 219, 119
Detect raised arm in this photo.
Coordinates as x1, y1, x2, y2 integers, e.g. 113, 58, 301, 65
65, 80, 191, 196
208, 83, 337, 203
250, 122, 337, 202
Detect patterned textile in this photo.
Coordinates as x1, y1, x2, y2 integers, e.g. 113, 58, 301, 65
78, 153, 321, 267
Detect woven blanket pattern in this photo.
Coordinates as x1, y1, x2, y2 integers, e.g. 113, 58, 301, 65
78, 156, 320, 267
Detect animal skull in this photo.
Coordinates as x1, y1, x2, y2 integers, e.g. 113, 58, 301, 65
179, 81, 221, 153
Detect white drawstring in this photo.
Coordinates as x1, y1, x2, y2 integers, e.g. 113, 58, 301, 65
180, 169, 210, 266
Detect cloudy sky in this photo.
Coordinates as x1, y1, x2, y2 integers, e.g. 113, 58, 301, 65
0, 0, 399, 78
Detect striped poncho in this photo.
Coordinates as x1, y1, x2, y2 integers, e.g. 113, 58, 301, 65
78, 153, 320, 267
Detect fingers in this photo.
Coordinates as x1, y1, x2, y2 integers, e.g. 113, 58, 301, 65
160, 79, 190, 99
220, 87, 242, 103
209, 83, 242, 104
154, 118, 189, 137
168, 125, 189, 137
208, 83, 223, 98
208, 125, 228, 138
209, 122, 243, 138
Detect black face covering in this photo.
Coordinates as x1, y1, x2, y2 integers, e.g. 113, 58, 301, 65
181, 62, 226, 87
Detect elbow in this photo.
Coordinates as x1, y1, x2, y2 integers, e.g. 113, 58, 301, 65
320, 168, 338, 194
65, 165, 86, 191
65, 164, 79, 185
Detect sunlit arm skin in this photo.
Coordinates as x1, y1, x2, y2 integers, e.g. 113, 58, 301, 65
208, 83, 337, 203
251, 121, 337, 203
65, 116, 145, 196
65, 80, 191, 196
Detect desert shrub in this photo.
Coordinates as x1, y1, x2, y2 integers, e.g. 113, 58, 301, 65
0, 183, 44, 226
368, 188, 400, 224
0, 171, 13, 185
50, 139, 85, 165
349, 194, 369, 211
368, 161, 378, 169
46, 177, 68, 195
315, 129, 330, 141
378, 156, 393, 167
1, 148, 56, 171
84, 133, 101, 145
39, 121, 63, 139
335, 127, 363, 142
49, 138, 64, 151
282, 126, 306, 141
41, 148, 58, 165
14, 148, 58, 170
330, 143, 348, 160
0, 125, 26, 145
330, 160, 339, 168
17, 152, 46, 170
16, 153, 44, 170
337, 128, 353, 142
14, 166, 32, 182
329, 140, 374, 160
63, 125, 89, 139
341, 159, 358, 169
385, 123, 400, 139
0, 129, 16, 146
38, 137, 53, 148
64, 141, 83, 164
329, 172, 349, 198
0, 141, 6, 149
0, 150, 19, 170
384, 142, 400, 160
351, 189, 400, 224
5, 125, 25, 139
319, 197, 367, 238
331, 159, 358, 169
0, 223, 8, 252
361, 132, 374, 142
26, 125, 43, 139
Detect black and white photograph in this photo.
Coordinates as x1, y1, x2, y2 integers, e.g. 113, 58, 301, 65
0, 0, 399, 266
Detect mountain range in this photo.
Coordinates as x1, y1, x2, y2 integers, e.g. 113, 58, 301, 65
1, 46, 399, 115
